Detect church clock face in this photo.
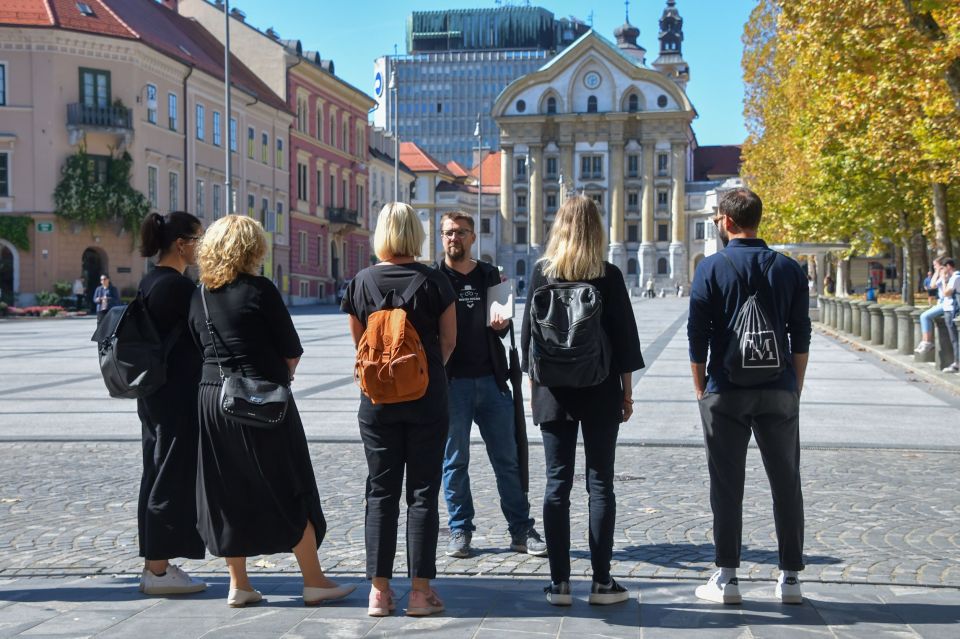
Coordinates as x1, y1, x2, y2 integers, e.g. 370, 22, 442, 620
583, 71, 602, 90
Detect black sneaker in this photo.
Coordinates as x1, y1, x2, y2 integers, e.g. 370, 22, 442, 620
589, 578, 629, 605
445, 530, 472, 558
544, 581, 572, 606
510, 528, 548, 557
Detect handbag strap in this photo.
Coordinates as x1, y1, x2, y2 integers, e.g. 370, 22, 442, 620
199, 285, 226, 381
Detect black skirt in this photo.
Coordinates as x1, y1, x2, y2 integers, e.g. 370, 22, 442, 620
195, 382, 326, 557
137, 382, 206, 560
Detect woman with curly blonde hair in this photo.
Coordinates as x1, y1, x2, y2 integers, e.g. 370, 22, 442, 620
188, 215, 354, 608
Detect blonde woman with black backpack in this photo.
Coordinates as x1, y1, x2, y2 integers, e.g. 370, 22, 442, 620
521, 195, 644, 606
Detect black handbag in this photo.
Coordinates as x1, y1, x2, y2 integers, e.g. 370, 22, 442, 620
200, 285, 290, 428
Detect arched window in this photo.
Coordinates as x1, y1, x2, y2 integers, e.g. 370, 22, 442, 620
546, 96, 557, 114
657, 258, 669, 275
516, 259, 526, 276
627, 258, 638, 276
628, 94, 639, 113
587, 95, 598, 113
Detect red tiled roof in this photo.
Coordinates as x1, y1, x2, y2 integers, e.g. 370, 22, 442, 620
104, 0, 289, 113
446, 161, 468, 177
468, 151, 501, 190
0, 0, 288, 114
693, 145, 742, 181
0, 0, 53, 25
400, 142, 450, 174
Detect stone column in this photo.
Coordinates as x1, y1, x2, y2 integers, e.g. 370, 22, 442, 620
608, 142, 626, 272
895, 306, 914, 355
912, 309, 933, 362
668, 142, 687, 284
500, 145, 513, 248
882, 305, 897, 349
841, 300, 853, 333
851, 301, 863, 337
560, 143, 574, 202
528, 144, 543, 262
837, 258, 850, 298
812, 252, 827, 297
638, 143, 656, 284
828, 298, 839, 328
933, 316, 953, 369
868, 304, 883, 346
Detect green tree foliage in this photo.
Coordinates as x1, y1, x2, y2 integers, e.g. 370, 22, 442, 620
0, 216, 32, 251
53, 146, 149, 235
741, 0, 960, 255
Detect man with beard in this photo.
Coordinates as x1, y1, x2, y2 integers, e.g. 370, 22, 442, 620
436, 211, 546, 559
687, 188, 811, 605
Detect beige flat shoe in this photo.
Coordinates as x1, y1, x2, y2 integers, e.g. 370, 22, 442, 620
227, 588, 263, 608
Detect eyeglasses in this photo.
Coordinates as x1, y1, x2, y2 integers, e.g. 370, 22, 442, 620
712, 214, 725, 226
440, 229, 472, 239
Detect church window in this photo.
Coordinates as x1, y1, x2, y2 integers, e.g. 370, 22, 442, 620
628, 94, 639, 112
587, 95, 598, 113
546, 96, 557, 114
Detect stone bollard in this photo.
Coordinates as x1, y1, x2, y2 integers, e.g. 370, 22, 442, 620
868, 304, 883, 346
882, 305, 897, 349
841, 300, 853, 333
913, 309, 933, 363
826, 298, 837, 328
895, 306, 915, 355
860, 302, 873, 341
933, 316, 954, 369
851, 301, 864, 337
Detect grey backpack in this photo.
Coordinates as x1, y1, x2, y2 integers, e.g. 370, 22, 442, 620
528, 280, 611, 388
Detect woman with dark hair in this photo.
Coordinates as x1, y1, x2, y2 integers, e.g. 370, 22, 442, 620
135, 210, 207, 595
521, 195, 644, 606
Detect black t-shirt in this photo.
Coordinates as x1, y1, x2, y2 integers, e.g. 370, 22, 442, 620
188, 273, 304, 386
439, 261, 493, 379
139, 266, 201, 394
341, 262, 457, 425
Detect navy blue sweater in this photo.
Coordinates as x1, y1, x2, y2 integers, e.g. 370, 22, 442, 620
687, 238, 811, 393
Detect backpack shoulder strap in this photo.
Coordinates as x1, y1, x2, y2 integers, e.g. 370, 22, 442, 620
399, 272, 428, 306
361, 269, 386, 307
720, 250, 780, 294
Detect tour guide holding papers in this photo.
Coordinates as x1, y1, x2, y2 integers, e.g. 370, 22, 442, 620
434, 211, 547, 559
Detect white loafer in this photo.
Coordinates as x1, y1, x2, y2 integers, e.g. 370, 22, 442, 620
227, 588, 263, 608
304, 583, 356, 606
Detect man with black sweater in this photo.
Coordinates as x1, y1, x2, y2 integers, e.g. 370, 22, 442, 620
688, 188, 811, 605
436, 211, 546, 559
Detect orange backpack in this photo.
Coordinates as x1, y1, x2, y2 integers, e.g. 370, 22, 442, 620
354, 271, 429, 404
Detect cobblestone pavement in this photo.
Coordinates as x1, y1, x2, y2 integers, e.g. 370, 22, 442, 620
1, 441, 957, 588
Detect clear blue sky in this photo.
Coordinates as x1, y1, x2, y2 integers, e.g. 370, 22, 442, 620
234, 0, 755, 147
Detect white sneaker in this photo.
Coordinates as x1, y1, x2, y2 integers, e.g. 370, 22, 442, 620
141, 565, 207, 595
915, 341, 934, 354
942, 363, 959, 373
776, 575, 803, 604
695, 570, 741, 605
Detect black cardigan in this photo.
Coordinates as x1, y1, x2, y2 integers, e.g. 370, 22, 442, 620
521, 261, 645, 425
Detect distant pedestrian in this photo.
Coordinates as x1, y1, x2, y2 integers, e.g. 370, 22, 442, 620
341, 202, 456, 617
645, 276, 655, 298
93, 275, 119, 324
522, 195, 644, 606
823, 274, 835, 295
517, 276, 526, 297
688, 188, 811, 605
916, 257, 945, 354
939, 258, 959, 373
189, 215, 354, 608
135, 211, 207, 596
435, 211, 546, 561
72, 277, 86, 311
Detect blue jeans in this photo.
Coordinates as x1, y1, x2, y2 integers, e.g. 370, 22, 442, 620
443, 375, 534, 536
921, 304, 944, 335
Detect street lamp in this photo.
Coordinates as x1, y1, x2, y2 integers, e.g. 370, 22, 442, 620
389, 67, 398, 202
223, 0, 233, 213
474, 113, 482, 261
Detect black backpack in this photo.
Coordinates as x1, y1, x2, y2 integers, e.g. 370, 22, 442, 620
90, 292, 179, 399
528, 280, 611, 388
720, 251, 787, 386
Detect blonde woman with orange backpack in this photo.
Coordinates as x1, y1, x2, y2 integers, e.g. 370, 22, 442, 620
341, 202, 457, 617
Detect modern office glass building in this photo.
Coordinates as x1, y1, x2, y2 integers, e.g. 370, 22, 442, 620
373, 7, 588, 167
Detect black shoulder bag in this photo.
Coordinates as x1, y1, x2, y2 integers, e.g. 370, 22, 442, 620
200, 285, 290, 428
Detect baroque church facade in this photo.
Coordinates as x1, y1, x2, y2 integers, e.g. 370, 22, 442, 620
492, 1, 719, 288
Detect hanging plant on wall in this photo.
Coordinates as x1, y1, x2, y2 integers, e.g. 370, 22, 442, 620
53, 145, 149, 235
0, 216, 32, 251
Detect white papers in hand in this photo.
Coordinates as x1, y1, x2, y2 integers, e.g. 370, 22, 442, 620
487, 280, 514, 326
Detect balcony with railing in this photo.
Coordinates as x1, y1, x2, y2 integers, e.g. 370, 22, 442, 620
327, 207, 360, 227
66, 103, 133, 145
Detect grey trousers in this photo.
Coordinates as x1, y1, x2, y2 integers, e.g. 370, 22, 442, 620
697, 389, 805, 571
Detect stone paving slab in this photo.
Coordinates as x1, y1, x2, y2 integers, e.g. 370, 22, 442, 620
1, 442, 957, 588
0, 575, 958, 638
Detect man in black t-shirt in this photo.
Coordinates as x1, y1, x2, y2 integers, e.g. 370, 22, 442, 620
437, 211, 546, 559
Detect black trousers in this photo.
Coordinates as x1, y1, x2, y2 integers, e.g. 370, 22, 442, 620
698, 389, 804, 571
359, 417, 448, 580
540, 418, 620, 584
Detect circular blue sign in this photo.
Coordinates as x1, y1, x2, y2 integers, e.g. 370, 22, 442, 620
374, 71, 383, 98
